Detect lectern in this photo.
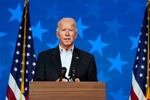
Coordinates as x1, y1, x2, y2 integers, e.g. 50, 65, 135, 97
29, 82, 106, 100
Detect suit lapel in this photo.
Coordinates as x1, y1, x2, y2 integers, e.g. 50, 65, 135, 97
52, 46, 81, 76
69, 47, 81, 75
52, 46, 62, 73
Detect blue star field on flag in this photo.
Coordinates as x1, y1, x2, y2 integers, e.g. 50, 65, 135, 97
0, 0, 147, 100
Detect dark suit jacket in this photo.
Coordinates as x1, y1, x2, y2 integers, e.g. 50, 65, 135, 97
34, 46, 97, 81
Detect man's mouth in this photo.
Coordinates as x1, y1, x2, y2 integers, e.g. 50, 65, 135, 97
64, 38, 70, 40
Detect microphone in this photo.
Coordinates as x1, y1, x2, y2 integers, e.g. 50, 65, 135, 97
70, 68, 78, 82
59, 67, 68, 81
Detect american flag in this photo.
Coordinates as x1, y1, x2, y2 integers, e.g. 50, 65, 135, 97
6, 1, 36, 100
130, 5, 150, 100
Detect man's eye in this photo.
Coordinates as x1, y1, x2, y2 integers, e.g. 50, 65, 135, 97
62, 29, 65, 31
69, 29, 73, 32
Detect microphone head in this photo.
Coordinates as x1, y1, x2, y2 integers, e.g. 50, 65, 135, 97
61, 67, 67, 73
62, 67, 67, 71
59, 67, 67, 78
71, 69, 76, 76
70, 68, 78, 81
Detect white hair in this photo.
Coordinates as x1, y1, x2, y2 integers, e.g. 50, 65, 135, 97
56, 17, 77, 32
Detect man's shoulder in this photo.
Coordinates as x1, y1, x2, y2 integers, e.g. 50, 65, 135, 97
76, 48, 94, 58
38, 47, 57, 57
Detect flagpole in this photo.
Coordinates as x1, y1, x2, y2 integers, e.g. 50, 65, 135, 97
20, 0, 28, 99
146, 1, 150, 99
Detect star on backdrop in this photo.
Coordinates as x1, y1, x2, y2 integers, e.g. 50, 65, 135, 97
85, 2, 103, 18
77, 18, 89, 38
88, 35, 109, 56
32, 21, 48, 41
108, 53, 128, 73
8, 3, 22, 23
129, 33, 140, 50
105, 18, 123, 36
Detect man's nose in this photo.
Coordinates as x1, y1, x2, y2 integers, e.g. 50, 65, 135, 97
65, 30, 70, 36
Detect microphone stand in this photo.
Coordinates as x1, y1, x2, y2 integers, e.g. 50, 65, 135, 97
59, 67, 69, 82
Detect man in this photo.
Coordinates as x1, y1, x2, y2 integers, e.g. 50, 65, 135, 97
34, 17, 97, 82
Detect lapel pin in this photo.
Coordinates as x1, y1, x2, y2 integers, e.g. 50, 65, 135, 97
75, 57, 79, 59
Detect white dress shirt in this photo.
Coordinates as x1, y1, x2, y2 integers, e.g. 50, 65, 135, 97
59, 45, 74, 78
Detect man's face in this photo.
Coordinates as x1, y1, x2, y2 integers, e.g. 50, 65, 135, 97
57, 20, 77, 48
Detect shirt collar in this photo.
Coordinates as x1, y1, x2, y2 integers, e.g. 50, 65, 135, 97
59, 45, 74, 53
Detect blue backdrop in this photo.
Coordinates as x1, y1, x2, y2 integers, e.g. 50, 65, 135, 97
0, 0, 146, 100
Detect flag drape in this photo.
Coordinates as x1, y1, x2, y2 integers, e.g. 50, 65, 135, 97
6, 1, 36, 100
130, 4, 150, 100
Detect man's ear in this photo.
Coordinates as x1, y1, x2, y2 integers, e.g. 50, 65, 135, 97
56, 32, 60, 38
75, 32, 78, 39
